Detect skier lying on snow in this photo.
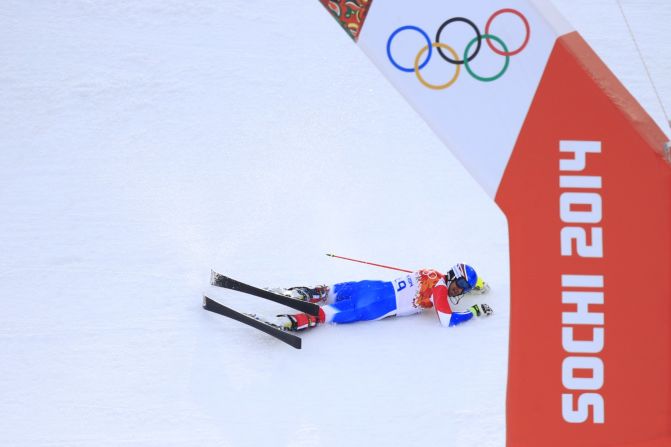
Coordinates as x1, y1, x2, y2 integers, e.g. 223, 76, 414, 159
264, 263, 493, 331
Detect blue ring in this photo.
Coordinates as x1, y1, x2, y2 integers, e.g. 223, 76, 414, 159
386, 26, 432, 73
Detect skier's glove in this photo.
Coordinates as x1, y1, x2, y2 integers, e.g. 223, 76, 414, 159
469, 303, 493, 317
470, 277, 491, 295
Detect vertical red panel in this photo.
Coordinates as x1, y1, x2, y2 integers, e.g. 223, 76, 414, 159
497, 32, 671, 446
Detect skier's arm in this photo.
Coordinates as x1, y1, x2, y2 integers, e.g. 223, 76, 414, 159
433, 280, 492, 327
432, 281, 471, 327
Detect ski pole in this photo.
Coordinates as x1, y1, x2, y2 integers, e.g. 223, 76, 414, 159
325, 253, 412, 273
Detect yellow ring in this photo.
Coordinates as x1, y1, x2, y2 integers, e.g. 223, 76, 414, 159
414, 42, 461, 90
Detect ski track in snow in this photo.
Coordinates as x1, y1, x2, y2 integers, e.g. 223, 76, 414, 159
0, 1, 668, 446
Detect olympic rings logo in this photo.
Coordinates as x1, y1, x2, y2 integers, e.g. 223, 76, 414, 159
386, 8, 530, 90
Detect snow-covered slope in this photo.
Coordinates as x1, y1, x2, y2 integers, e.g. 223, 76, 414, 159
0, 1, 668, 446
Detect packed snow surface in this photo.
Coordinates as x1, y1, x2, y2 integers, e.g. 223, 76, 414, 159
1, 1, 668, 446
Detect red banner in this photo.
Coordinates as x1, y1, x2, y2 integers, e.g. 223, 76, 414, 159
497, 32, 671, 446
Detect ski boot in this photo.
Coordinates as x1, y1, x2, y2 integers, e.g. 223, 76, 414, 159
275, 312, 323, 331
266, 285, 329, 304
242, 312, 321, 332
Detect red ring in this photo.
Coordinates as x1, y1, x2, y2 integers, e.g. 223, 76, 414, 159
485, 8, 530, 56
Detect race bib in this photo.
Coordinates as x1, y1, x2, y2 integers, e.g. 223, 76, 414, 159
392, 274, 422, 317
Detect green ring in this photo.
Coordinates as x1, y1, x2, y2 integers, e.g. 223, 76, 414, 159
463, 34, 510, 82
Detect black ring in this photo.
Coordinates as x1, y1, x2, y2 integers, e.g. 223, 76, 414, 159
435, 17, 482, 65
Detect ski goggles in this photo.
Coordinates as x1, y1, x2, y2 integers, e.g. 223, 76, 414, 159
454, 277, 473, 294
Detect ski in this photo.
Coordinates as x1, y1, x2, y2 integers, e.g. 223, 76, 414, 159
210, 271, 321, 317
203, 296, 302, 349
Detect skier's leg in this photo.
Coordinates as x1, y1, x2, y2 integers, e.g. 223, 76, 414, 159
326, 280, 396, 323
277, 301, 360, 330
276, 280, 396, 330
275, 285, 356, 330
